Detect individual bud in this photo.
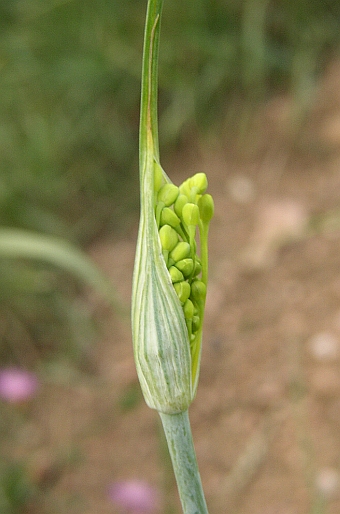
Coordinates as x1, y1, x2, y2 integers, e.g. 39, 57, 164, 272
169, 266, 184, 283
189, 173, 208, 194
182, 203, 200, 227
183, 299, 195, 321
179, 178, 191, 198
192, 315, 201, 333
154, 161, 165, 193
175, 258, 194, 277
198, 194, 214, 223
160, 208, 181, 228
190, 280, 207, 302
167, 257, 175, 268
193, 259, 202, 276
174, 194, 188, 218
157, 183, 179, 207
159, 225, 178, 252
174, 281, 191, 304
170, 242, 191, 262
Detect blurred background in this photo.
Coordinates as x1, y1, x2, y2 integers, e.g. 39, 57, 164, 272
1, 0, 340, 513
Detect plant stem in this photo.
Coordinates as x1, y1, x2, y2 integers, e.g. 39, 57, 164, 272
139, 0, 164, 170
159, 411, 209, 514
139, 1, 209, 512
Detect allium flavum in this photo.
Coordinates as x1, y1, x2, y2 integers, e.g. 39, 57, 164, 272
132, 157, 214, 414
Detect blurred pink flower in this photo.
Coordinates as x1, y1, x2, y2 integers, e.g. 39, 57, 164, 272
0, 367, 39, 403
109, 480, 159, 513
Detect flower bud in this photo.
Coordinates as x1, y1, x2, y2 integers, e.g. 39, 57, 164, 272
192, 315, 201, 333
169, 241, 191, 262
174, 281, 191, 303
174, 194, 188, 218
193, 259, 202, 276
159, 224, 178, 252
133, 158, 213, 415
189, 173, 208, 194
179, 178, 191, 198
198, 194, 214, 224
190, 280, 207, 303
157, 183, 179, 206
182, 203, 200, 227
183, 299, 195, 320
154, 161, 165, 193
169, 266, 184, 283
160, 208, 181, 228
175, 258, 194, 277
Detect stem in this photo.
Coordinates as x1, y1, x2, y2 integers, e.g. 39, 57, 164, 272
139, 2, 209, 512
159, 411, 209, 514
139, 0, 164, 170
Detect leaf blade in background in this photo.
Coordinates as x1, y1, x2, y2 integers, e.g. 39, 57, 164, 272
0, 228, 122, 311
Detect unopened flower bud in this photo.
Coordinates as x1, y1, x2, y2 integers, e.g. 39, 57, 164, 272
174, 194, 188, 218
154, 161, 165, 193
170, 242, 191, 262
183, 299, 195, 320
192, 315, 200, 332
198, 194, 214, 224
189, 173, 208, 194
190, 280, 206, 302
175, 258, 194, 277
182, 203, 200, 227
160, 207, 181, 228
174, 281, 191, 303
157, 183, 179, 206
169, 266, 184, 283
159, 225, 178, 252
179, 178, 191, 197
193, 259, 202, 276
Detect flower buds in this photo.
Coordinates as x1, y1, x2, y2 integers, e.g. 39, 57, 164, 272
198, 194, 214, 224
154, 170, 214, 393
182, 203, 200, 228
157, 183, 179, 206
132, 154, 214, 414
159, 225, 178, 252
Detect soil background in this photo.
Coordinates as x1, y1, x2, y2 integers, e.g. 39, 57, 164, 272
13, 60, 340, 514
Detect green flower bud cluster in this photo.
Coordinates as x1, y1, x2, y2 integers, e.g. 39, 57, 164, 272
155, 173, 214, 348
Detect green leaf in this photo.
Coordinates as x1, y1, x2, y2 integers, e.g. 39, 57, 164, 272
0, 228, 119, 308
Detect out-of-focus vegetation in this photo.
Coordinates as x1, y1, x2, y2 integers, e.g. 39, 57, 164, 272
1, 0, 340, 362
1, 0, 339, 239
1, 2, 340, 513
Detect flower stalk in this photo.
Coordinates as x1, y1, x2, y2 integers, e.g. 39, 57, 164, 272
132, 0, 213, 512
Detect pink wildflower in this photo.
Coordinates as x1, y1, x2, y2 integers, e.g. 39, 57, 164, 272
0, 367, 39, 403
109, 480, 159, 513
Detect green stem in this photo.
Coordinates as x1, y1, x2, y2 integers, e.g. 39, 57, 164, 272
199, 223, 209, 287
139, 0, 164, 170
159, 411, 209, 514
139, 2, 209, 512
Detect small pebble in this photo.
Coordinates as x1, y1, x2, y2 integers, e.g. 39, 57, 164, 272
315, 467, 340, 498
227, 175, 255, 204
308, 332, 339, 361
